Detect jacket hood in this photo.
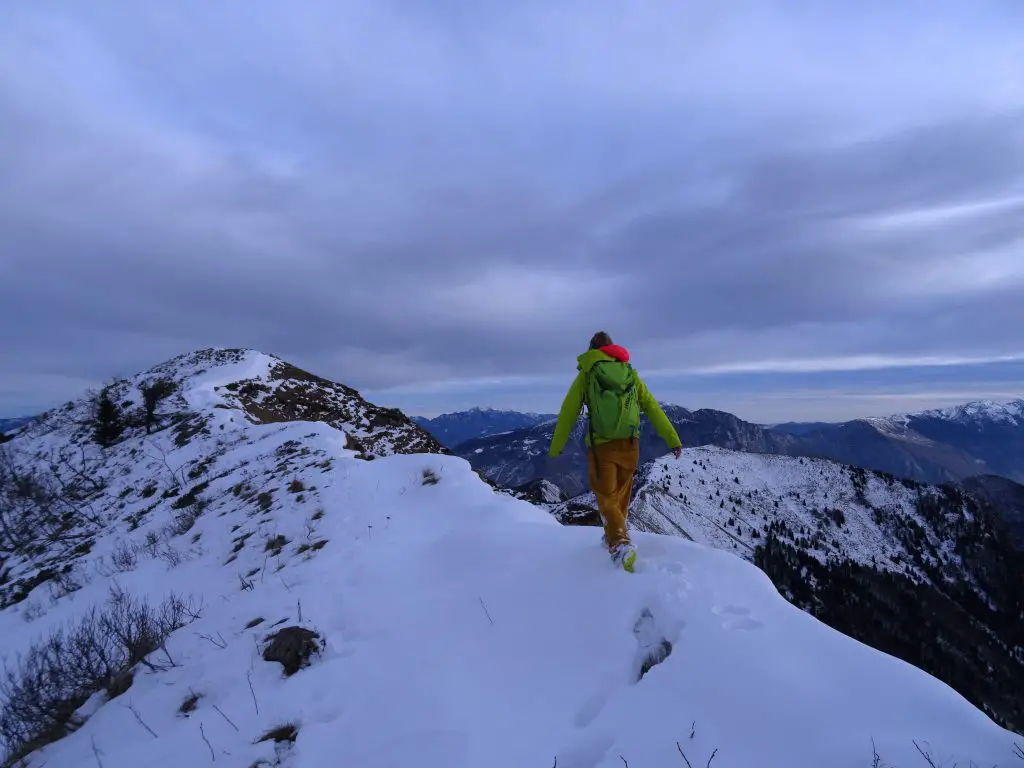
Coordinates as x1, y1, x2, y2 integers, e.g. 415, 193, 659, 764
577, 344, 630, 372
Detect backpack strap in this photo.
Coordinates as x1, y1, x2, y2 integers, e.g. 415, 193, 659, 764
584, 363, 601, 478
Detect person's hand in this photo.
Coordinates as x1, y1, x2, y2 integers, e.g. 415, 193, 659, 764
672, 447, 682, 459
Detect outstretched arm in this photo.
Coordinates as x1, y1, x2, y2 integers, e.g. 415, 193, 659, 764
548, 373, 585, 457
637, 377, 682, 451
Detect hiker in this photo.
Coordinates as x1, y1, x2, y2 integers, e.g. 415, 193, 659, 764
548, 332, 682, 572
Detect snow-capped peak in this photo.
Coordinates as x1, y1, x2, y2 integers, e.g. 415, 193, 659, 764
914, 398, 1024, 425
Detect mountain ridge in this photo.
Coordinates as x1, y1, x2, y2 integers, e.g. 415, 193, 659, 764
413, 408, 555, 448
0, 349, 1021, 766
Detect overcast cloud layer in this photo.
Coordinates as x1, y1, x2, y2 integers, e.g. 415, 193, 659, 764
2, 1, 1023, 422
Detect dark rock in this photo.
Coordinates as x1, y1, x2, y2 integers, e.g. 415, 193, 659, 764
262, 626, 324, 676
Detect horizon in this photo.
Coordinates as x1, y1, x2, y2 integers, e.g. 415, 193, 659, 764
2, 4, 1024, 424
2, 346, 1021, 426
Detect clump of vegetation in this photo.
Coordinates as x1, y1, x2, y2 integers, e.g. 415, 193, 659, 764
265, 535, 288, 556
231, 531, 253, 554
256, 491, 274, 512
170, 481, 210, 510
287, 478, 305, 493
256, 723, 298, 744
178, 691, 201, 716
0, 585, 201, 764
421, 468, 440, 486
140, 377, 177, 434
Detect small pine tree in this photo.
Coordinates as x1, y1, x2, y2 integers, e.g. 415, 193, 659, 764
93, 387, 124, 448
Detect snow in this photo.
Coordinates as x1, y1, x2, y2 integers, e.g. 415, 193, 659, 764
1, 358, 1020, 768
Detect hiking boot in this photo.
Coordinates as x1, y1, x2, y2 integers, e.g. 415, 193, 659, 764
611, 543, 637, 573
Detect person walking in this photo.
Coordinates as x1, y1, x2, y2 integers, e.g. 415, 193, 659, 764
548, 332, 682, 572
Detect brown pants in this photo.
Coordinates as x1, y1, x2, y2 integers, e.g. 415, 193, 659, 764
587, 437, 640, 551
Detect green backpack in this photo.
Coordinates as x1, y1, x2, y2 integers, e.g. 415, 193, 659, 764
584, 360, 641, 444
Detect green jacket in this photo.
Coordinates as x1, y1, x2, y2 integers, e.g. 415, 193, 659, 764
547, 348, 682, 457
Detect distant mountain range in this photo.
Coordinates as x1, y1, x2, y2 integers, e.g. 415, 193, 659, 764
424, 398, 1024, 496
413, 407, 554, 448
0, 416, 34, 438
452, 404, 800, 497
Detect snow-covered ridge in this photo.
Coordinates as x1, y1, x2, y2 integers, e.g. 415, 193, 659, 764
22, 347, 444, 459
914, 398, 1024, 425
869, 398, 1024, 428
0, 351, 1020, 767
563, 445, 968, 579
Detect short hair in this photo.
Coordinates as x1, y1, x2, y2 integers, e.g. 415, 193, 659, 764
589, 331, 614, 349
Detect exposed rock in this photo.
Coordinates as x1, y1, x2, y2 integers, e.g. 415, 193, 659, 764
262, 626, 324, 676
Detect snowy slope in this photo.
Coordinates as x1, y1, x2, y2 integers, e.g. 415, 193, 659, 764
551, 446, 1024, 731
1, 352, 1021, 767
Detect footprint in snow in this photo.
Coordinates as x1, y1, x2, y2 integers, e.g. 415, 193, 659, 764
574, 607, 682, 731
711, 604, 764, 631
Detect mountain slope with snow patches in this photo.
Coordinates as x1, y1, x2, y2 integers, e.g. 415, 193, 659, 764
0, 352, 1021, 767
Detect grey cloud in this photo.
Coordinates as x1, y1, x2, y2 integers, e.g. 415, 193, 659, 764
2, 2, 1024, 415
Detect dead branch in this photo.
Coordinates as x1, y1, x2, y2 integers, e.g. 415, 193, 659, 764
619, 757, 628, 768
872, 738, 882, 768
160, 644, 178, 667
91, 736, 104, 768
247, 670, 259, 715
1014, 741, 1024, 760
142, 438, 186, 489
676, 743, 694, 768
197, 632, 227, 650
706, 748, 718, 768
912, 740, 939, 768
200, 722, 215, 761
212, 704, 239, 732
478, 597, 495, 626
124, 701, 158, 738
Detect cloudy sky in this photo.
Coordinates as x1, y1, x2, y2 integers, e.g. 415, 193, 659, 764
2, 1, 1023, 423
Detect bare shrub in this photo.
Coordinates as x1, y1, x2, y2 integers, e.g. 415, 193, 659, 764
169, 509, 198, 537
0, 446, 103, 558
0, 585, 201, 764
47, 566, 87, 603
140, 531, 160, 559
110, 540, 139, 572
155, 541, 187, 569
